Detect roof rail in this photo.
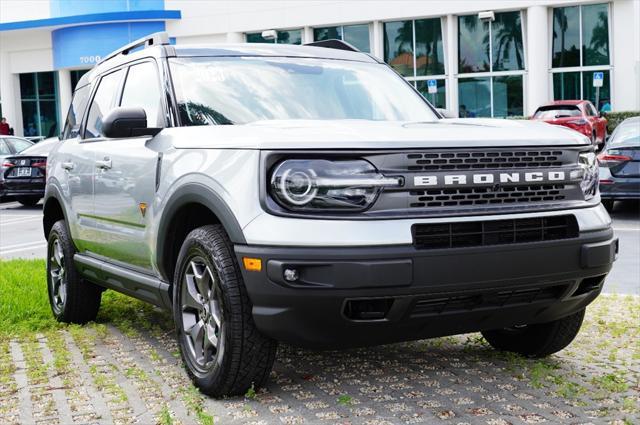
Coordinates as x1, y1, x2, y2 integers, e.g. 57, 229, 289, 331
304, 39, 360, 52
100, 31, 170, 64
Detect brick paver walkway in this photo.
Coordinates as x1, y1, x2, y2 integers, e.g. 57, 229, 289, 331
1, 294, 638, 425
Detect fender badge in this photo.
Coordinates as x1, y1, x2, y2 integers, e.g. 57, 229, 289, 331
139, 203, 147, 217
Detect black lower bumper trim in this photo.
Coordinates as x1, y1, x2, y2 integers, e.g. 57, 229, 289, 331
235, 228, 616, 348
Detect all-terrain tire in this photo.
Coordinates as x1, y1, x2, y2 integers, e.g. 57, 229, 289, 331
173, 224, 277, 397
481, 309, 585, 357
46, 220, 102, 323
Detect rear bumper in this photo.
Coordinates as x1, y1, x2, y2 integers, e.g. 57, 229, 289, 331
599, 180, 640, 199
235, 228, 617, 348
0, 178, 45, 197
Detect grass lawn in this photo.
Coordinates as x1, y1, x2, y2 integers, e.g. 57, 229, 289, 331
0, 259, 172, 339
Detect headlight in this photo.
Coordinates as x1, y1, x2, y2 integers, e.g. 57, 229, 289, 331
578, 151, 598, 200
270, 159, 402, 212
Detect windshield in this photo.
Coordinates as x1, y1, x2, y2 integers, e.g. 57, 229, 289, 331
169, 57, 438, 125
533, 106, 582, 120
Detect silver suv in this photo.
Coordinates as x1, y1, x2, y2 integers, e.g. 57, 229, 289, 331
43, 33, 617, 397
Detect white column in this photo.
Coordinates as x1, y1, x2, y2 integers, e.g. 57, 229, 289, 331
226, 32, 244, 43
0, 51, 23, 136
526, 5, 550, 117
611, 0, 640, 111
303, 26, 313, 44
57, 69, 72, 130
445, 15, 457, 114
371, 21, 383, 60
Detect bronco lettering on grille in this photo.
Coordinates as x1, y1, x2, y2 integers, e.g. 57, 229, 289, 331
414, 171, 566, 187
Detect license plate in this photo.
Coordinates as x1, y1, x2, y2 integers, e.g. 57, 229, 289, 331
17, 167, 31, 177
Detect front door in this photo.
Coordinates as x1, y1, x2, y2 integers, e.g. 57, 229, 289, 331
90, 60, 165, 271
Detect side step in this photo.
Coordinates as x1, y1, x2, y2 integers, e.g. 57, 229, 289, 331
74, 254, 171, 310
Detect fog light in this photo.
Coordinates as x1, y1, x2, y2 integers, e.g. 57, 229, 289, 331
283, 268, 299, 282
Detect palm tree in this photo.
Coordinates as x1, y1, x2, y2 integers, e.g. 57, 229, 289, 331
493, 12, 524, 70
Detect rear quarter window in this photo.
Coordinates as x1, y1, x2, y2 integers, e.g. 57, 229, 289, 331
62, 84, 91, 140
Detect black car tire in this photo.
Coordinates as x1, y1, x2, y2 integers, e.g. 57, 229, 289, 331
47, 220, 102, 323
482, 309, 585, 358
17, 196, 41, 207
173, 224, 277, 397
602, 199, 615, 212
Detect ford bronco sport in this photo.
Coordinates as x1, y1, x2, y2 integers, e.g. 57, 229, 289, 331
43, 33, 617, 397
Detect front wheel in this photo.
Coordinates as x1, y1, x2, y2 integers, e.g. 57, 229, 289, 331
481, 309, 585, 357
173, 225, 277, 397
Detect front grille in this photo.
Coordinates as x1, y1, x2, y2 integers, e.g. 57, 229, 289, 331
407, 150, 565, 171
411, 284, 568, 317
409, 184, 567, 208
412, 215, 578, 249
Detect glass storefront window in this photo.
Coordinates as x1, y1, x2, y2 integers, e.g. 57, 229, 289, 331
553, 70, 610, 112
314, 24, 371, 52
458, 16, 490, 73
582, 70, 610, 110
383, 17, 446, 107
492, 11, 524, 72
415, 18, 445, 76
582, 3, 609, 66
416, 79, 446, 109
493, 75, 523, 117
20, 72, 60, 138
246, 29, 302, 45
552, 6, 580, 68
458, 77, 491, 118
383, 20, 414, 77
553, 71, 581, 100
552, 4, 610, 67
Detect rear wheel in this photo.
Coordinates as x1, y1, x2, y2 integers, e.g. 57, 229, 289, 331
482, 309, 585, 357
602, 199, 615, 212
173, 224, 277, 397
17, 196, 40, 207
47, 220, 102, 323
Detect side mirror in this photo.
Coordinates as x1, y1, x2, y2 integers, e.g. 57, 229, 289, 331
102, 107, 161, 138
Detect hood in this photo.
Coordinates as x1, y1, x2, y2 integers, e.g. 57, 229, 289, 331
165, 118, 591, 150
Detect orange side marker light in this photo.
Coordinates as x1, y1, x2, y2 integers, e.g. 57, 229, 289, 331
243, 257, 262, 272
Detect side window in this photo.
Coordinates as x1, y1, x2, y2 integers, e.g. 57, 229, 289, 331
85, 69, 124, 138
62, 84, 91, 140
7, 138, 33, 153
120, 62, 163, 127
586, 103, 597, 117
0, 140, 10, 155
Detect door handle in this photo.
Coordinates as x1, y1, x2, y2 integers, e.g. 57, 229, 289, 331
95, 158, 112, 170
61, 161, 74, 171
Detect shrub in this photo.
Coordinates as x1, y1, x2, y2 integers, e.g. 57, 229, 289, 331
602, 111, 640, 133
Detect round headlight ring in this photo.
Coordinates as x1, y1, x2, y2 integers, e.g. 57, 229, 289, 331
279, 167, 318, 206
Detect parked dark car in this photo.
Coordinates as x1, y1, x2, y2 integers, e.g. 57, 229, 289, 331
1, 137, 57, 206
598, 117, 640, 211
531, 100, 608, 148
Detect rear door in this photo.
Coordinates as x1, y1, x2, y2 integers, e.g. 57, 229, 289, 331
89, 60, 165, 271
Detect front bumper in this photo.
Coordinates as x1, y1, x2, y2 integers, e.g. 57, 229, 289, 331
236, 228, 617, 348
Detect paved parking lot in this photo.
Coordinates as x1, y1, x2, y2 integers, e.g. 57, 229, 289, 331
2, 200, 638, 294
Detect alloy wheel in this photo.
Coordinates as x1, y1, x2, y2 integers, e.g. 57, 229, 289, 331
49, 238, 67, 313
181, 257, 225, 372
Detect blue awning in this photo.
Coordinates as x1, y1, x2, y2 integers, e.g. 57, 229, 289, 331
0, 9, 181, 32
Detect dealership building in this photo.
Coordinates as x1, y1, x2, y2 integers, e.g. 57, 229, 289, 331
0, 0, 638, 138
